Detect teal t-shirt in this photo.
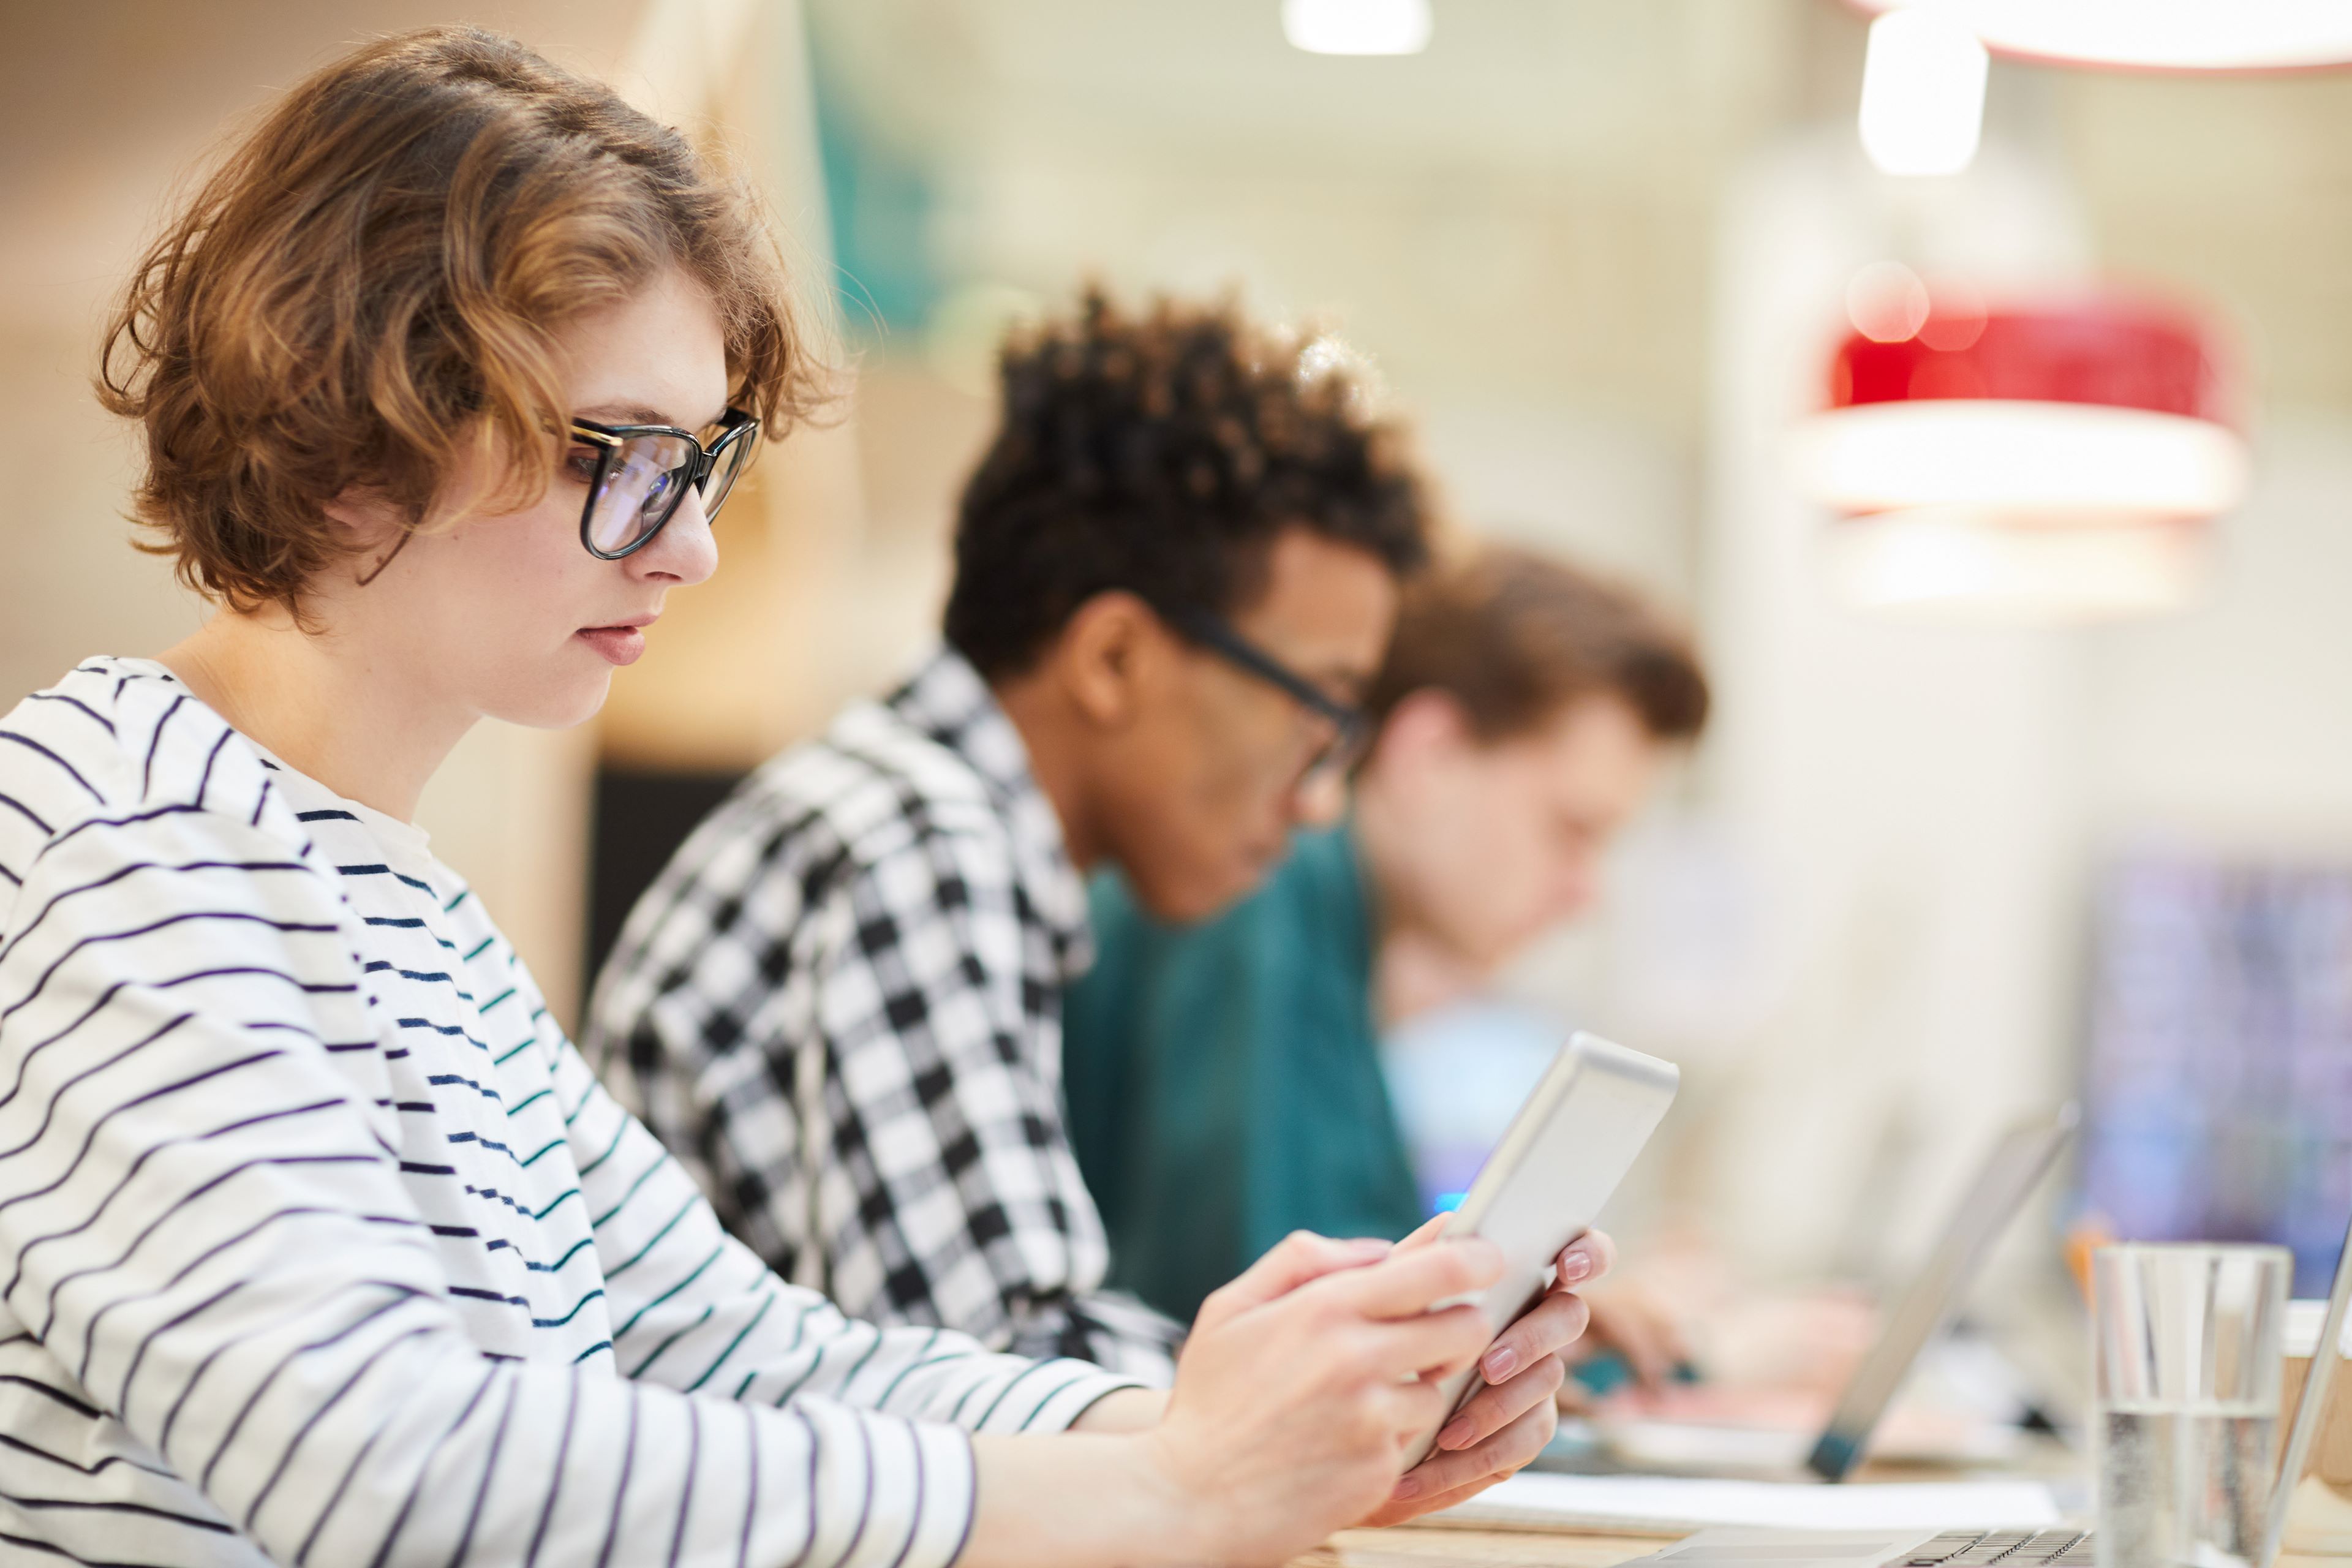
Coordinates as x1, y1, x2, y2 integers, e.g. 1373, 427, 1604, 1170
1061, 822, 1427, 1326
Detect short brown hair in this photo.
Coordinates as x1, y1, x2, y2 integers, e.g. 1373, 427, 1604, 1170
1369, 546, 1710, 744
99, 25, 828, 614
943, 288, 1432, 677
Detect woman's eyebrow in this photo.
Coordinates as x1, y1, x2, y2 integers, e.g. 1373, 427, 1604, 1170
576, 401, 729, 430
578, 401, 672, 424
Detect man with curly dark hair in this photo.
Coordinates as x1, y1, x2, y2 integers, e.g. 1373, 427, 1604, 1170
582, 292, 1610, 1428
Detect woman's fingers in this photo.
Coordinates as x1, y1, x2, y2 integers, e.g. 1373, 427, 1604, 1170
1199, 1231, 1393, 1326
1319, 1236, 1501, 1320
1434, 1351, 1567, 1452
1371, 1373, 1454, 1447
1393, 1213, 1452, 1251
1455, 1229, 1616, 1387
1476, 1286, 1591, 1386
1557, 1228, 1617, 1290
1374, 1303, 1496, 1385
1366, 1469, 1521, 1526
1385, 1397, 1557, 1512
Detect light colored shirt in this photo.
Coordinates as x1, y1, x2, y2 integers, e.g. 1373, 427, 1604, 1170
587, 648, 1184, 1382
0, 657, 1134, 1568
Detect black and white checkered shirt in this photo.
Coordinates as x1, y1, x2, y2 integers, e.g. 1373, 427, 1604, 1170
586, 648, 1185, 1381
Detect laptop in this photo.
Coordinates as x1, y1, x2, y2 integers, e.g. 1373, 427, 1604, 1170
1583, 1107, 2079, 1483
1610, 1138, 2352, 1568
1616, 1525, 2091, 1567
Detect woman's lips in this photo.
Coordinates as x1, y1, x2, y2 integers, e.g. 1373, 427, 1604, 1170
576, 625, 649, 665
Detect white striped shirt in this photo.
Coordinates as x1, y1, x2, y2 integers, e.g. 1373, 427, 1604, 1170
0, 657, 1135, 1568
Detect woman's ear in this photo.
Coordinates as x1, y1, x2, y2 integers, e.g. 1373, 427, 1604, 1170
323, 487, 409, 549
323, 487, 415, 585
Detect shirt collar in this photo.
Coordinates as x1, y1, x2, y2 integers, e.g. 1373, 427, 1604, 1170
886, 646, 1095, 976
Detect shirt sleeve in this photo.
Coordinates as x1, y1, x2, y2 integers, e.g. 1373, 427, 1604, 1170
546, 1029, 1142, 1430
0, 803, 1117, 1568
797, 829, 1186, 1382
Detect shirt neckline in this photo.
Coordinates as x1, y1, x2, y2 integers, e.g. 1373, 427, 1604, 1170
105, 655, 437, 867
886, 645, 1093, 971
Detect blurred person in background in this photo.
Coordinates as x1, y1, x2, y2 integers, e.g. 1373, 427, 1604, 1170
590, 293, 1610, 1423
1063, 546, 1709, 1387
0, 31, 1602, 1566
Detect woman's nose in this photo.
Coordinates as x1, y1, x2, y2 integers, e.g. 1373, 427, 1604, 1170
633, 484, 720, 586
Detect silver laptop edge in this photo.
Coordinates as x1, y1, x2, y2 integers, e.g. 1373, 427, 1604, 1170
1623, 1123, 2352, 1568
1806, 1105, 2079, 1480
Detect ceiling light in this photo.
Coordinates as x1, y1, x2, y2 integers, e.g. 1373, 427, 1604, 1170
1849, 0, 2352, 72
1823, 510, 2208, 621
1858, 7, 1989, 176
1794, 296, 2248, 517
1282, 0, 1433, 56
1793, 290, 2246, 622
1796, 401, 2248, 516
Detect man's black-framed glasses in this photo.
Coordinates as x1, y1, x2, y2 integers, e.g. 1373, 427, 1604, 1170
569, 407, 760, 559
1166, 606, 1371, 788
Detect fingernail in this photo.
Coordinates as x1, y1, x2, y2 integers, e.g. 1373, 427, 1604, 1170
1437, 1417, 1474, 1451
1391, 1475, 1423, 1501
1558, 1251, 1594, 1285
1482, 1345, 1518, 1382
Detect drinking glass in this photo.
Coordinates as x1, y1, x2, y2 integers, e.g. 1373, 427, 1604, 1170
2094, 1243, 2291, 1568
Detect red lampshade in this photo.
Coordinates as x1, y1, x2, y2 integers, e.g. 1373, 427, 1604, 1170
1830, 300, 2237, 426
1792, 281, 2250, 620
1795, 292, 2249, 520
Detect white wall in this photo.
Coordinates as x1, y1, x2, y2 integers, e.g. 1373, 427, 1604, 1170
1548, 128, 2103, 1284
2086, 414, 2352, 862
1502, 153, 2352, 1296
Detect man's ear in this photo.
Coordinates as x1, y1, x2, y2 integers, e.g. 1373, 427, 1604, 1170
1052, 590, 1174, 731
1368, 687, 1472, 774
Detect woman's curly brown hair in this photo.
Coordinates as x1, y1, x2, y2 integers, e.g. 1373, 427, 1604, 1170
943, 288, 1433, 676
98, 24, 832, 614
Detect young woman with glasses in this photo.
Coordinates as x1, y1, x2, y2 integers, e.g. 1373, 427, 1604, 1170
0, 27, 1600, 1568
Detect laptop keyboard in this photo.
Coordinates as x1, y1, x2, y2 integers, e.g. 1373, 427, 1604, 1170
1899, 1530, 2095, 1566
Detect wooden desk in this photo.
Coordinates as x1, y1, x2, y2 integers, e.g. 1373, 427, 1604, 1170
1292, 1526, 2352, 1567
1292, 1526, 1665, 1566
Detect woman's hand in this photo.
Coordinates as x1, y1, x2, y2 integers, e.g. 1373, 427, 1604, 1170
1138, 1229, 1507, 1564
967, 1227, 1613, 1566
1356, 1227, 1618, 1525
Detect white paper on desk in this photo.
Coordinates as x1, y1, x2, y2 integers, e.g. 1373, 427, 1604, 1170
1431, 1472, 2062, 1538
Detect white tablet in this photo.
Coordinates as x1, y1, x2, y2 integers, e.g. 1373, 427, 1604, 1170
1405, 1030, 1681, 1468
